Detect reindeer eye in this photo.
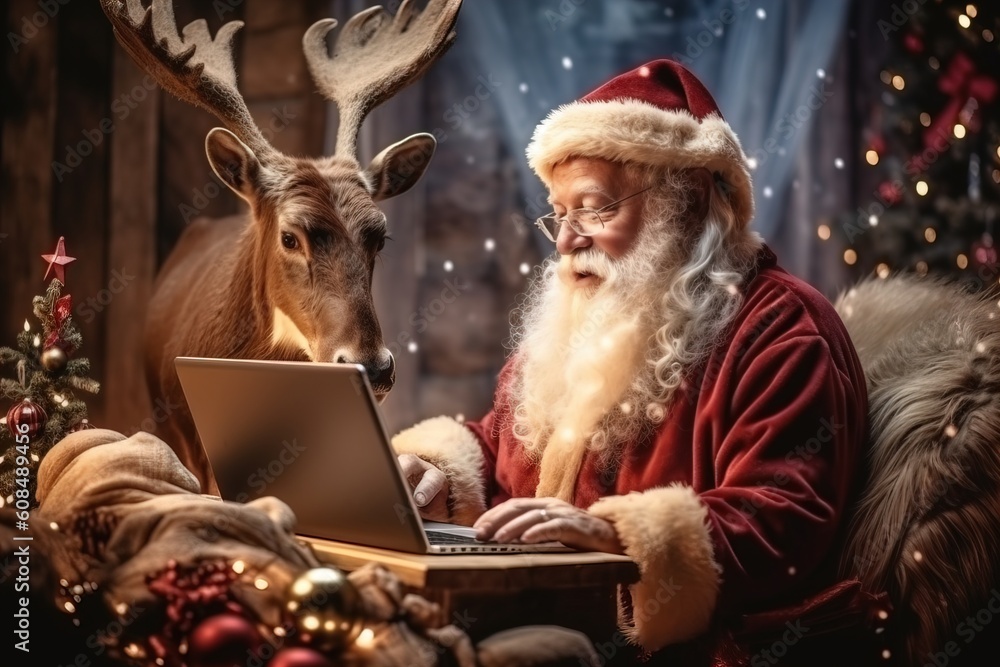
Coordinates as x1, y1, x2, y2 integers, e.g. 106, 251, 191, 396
376, 237, 386, 252
281, 232, 298, 250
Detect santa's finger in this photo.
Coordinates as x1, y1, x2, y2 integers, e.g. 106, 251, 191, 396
413, 468, 447, 506
520, 518, 570, 544
493, 508, 553, 543
397, 454, 424, 484
474, 498, 545, 538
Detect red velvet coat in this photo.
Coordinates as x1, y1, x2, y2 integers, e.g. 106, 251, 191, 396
392, 246, 880, 662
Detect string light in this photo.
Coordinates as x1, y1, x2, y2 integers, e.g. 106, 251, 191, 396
356, 628, 376, 649
916, 261, 929, 276
443, 260, 454, 272
992, 169, 1000, 184
23, 320, 30, 332
924, 227, 937, 243
958, 14, 971, 28
879, 70, 891, 84
966, 4, 977, 17
929, 57, 940, 70
817, 224, 831, 241
866, 150, 879, 165
891, 75, 905, 90
869, 215, 879, 227
876, 263, 890, 279
843, 249, 857, 265
916, 180, 929, 196
33, 335, 40, 347
919, 112, 931, 127
954, 124, 966, 139
984, 29, 994, 42
957, 254, 969, 269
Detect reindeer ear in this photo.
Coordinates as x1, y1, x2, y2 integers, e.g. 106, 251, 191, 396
206, 128, 260, 201
363, 133, 437, 201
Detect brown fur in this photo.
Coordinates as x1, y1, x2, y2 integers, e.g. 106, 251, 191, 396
835, 276, 1000, 663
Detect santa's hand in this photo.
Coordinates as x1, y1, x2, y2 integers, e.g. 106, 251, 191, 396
397, 454, 450, 521
473, 497, 624, 554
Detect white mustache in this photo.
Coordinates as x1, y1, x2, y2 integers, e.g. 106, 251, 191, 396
567, 250, 615, 279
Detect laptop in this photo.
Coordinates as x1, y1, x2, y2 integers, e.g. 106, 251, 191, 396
174, 357, 571, 554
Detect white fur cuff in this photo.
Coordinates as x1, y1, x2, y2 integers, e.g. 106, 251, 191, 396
589, 484, 721, 652
391, 416, 488, 526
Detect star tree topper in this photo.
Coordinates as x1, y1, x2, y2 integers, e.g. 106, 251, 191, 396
41, 236, 76, 283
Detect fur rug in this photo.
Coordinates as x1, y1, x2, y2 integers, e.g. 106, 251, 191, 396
835, 277, 1000, 664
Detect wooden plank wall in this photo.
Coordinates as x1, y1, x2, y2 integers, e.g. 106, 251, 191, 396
1, 0, 68, 402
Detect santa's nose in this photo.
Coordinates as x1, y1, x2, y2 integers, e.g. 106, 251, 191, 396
556, 223, 592, 255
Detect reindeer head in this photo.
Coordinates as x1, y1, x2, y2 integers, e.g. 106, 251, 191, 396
101, 0, 462, 398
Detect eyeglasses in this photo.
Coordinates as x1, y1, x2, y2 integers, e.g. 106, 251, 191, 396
534, 186, 652, 243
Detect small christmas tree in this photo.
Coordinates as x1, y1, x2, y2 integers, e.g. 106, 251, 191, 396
0, 237, 100, 507
839, 1, 999, 286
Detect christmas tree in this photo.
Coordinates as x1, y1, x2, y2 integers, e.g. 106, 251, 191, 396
0, 237, 100, 507
839, 1, 999, 287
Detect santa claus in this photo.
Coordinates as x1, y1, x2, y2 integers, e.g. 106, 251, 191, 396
393, 60, 872, 663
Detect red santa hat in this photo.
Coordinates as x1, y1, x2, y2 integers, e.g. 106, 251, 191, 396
526, 59, 755, 226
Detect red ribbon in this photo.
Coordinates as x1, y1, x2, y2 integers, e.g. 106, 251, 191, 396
923, 52, 998, 150
44, 294, 76, 354
53, 294, 72, 329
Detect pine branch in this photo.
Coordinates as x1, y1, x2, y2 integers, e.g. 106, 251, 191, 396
67, 376, 100, 394
1, 379, 25, 400
65, 358, 91, 377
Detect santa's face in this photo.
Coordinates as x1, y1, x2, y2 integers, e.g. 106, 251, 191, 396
548, 158, 648, 290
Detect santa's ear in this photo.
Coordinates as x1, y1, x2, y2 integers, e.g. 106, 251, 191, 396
687, 167, 714, 225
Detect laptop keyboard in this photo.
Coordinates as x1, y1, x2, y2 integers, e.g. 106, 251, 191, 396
426, 530, 481, 545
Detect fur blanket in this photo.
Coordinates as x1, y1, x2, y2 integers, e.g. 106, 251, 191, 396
835, 277, 1000, 664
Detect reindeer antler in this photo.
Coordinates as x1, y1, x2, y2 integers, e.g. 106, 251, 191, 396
100, 0, 274, 158
303, 0, 463, 159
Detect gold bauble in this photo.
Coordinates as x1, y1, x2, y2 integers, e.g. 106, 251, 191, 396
285, 567, 363, 652
41, 346, 68, 372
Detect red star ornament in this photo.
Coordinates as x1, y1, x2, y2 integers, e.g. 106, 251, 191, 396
41, 236, 76, 283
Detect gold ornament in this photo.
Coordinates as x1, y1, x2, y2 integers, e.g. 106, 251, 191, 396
285, 568, 363, 652
41, 346, 68, 372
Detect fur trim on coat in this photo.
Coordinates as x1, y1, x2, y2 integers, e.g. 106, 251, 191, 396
589, 484, 722, 652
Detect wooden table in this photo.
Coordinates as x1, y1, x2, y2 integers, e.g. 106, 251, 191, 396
300, 536, 639, 646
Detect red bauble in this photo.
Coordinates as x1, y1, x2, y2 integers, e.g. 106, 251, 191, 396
877, 181, 903, 207
187, 614, 263, 667
903, 32, 923, 54
269, 647, 334, 667
5, 399, 47, 439
972, 235, 998, 268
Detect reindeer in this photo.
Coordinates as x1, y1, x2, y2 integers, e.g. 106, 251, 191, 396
99, 0, 463, 490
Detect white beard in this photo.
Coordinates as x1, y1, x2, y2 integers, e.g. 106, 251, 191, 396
509, 214, 684, 463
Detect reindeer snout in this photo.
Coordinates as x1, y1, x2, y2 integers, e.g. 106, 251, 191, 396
334, 349, 395, 394
364, 353, 395, 394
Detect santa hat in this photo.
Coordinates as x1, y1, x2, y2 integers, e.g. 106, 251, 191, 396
526, 59, 755, 226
